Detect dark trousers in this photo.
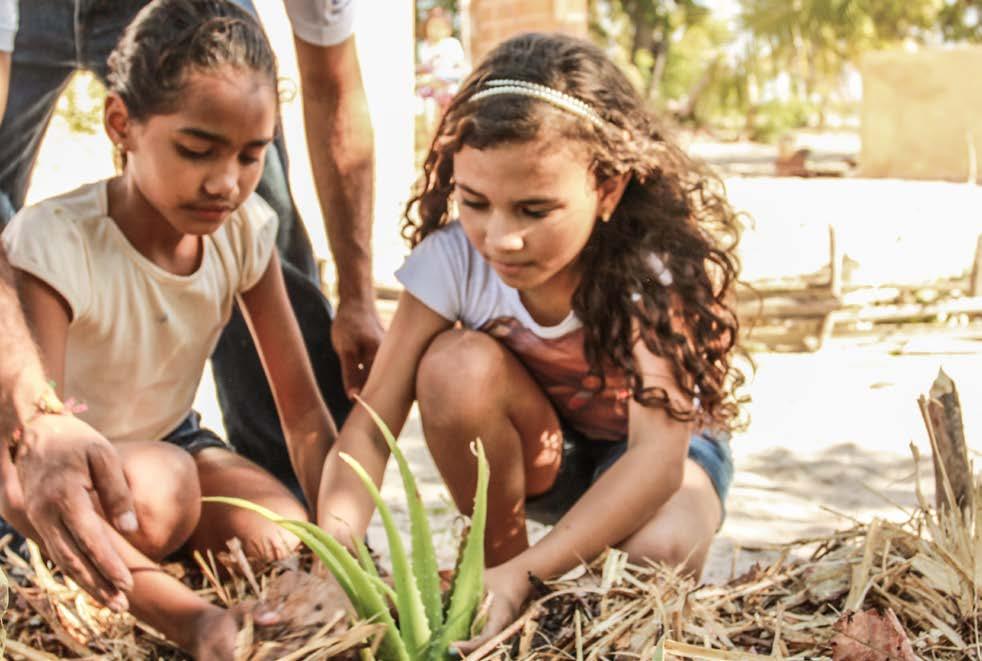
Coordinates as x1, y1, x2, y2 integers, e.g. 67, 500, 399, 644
0, 0, 352, 503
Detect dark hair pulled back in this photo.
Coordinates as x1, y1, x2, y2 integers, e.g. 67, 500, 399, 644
106, 0, 277, 121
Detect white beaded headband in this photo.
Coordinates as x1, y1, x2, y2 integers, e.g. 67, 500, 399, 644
468, 78, 606, 128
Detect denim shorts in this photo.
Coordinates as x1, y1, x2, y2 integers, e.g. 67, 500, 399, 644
162, 412, 230, 455
524, 426, 734, 526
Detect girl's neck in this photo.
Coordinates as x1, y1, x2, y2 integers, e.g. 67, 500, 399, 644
106, 175, 202, 276
517, 262, 582, 327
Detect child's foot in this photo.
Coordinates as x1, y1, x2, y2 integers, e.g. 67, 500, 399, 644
187, 607, 238, 661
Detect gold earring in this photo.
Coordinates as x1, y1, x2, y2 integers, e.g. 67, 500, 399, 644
113, 142, 126, 172
601, 211, 612, 223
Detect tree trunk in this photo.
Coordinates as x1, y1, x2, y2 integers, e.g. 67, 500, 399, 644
677, 55, 720, 121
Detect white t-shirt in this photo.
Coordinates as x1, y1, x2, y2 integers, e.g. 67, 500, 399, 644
285, 0, 356, 46
0, 0, 15, 52
0, 0, 355, 52
396, 222, 684, 441
1, 180, 278, 443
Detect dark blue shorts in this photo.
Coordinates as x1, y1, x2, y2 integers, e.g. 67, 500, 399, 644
524, 426, 734, 525
162, 412, 229, 455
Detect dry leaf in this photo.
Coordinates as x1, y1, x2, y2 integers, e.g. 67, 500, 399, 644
831, 608, 917, 661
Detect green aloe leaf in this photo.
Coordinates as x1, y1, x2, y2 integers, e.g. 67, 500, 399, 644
341, 453, 432, 658
428, 441, 489, 659
203, 497, 354, 598
203, 497, 410, 661
357, 397, 444, 632
352, 533, 399, 606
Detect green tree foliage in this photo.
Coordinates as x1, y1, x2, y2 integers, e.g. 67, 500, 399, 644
593, 0, 982, 133
938, 0, 982, 41
591, 0, 732, 118
738, 0, 940, 100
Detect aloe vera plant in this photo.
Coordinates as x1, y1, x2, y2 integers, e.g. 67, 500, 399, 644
206, 400, 489, 661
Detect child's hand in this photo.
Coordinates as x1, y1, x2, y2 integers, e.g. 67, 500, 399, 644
188, 602, 281, 661
453, 562, 532, 656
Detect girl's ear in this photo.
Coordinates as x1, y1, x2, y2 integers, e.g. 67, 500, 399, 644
597, 172, 631, 222
103, 92, 132, 149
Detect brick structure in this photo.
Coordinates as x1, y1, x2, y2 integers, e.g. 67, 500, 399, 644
467, 0, 588, 63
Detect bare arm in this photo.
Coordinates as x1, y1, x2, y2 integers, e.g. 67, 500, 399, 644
317, 291, 451, 543
1, 265, 136, 611
0, 51, 9, 125
294, 35, 382, 397
239, 252, 337, 513
458, 341, 692, 651
502, 349, 691, 579
0, 250, 48, 442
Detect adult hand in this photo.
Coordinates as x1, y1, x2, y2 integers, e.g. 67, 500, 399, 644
331, 297, 383, 399
9, 414, 137, 611
454, 562, 532, 656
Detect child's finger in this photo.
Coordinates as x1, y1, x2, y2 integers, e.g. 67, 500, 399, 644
453, 607, 512, 657
230, 600, 282, 627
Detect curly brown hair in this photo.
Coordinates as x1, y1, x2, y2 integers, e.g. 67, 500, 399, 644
404, 32, 746, 432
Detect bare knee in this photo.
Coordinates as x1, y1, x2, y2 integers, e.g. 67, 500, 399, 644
622, 533, 706, 575
122, 442, 201, 560
417, 330, 507, 425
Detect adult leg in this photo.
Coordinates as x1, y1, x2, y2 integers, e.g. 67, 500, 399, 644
0, 0, 78, 224
188, 447, 309, 561
416, 329, 564, 567
618, 458, 723, 579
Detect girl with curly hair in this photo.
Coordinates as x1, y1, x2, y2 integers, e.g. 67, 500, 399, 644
317, 31, 744, 648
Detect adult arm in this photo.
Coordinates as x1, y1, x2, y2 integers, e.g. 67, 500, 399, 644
0, 50, 9, 123
316, 291, 450, 544
0, 262, 136, 611
457, 340, 693, 651
239, 252, 337, 514
294, 34, 382, 398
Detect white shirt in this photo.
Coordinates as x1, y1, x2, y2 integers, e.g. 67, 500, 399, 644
1, 180, 278, 443
396, 222, 686, 440
0, 0, 15, 52
0, 0, 355, 52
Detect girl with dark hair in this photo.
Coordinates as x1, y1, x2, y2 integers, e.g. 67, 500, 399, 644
1, 1, 336, 656
318, 31, 744, 648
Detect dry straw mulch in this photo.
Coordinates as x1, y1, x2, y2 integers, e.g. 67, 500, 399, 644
3, 461, 980, 661
1, 538, 382, 660
2, 383, 980, 660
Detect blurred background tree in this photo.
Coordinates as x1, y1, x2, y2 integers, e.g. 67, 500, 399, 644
586, 0, 982, 141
